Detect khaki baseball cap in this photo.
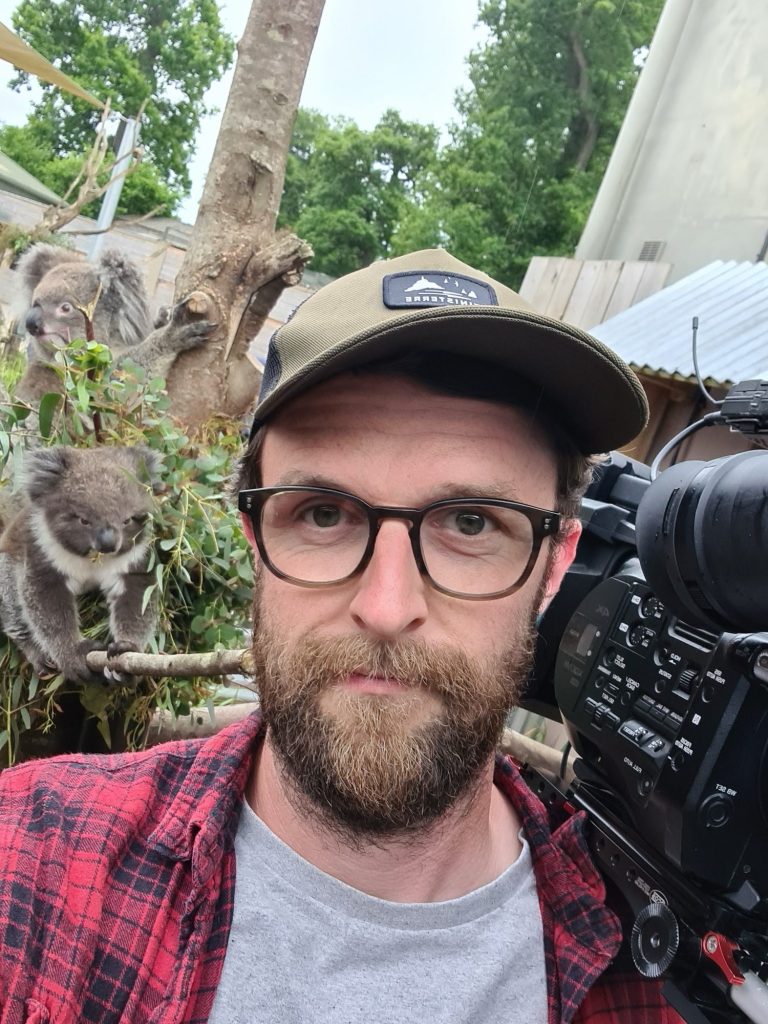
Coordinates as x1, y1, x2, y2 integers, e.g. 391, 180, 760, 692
253, 248, 648, 454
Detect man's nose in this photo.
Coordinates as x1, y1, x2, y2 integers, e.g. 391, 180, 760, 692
348, 519, 428, 639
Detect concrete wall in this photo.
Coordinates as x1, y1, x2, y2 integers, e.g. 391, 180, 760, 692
576, 0, 768, 283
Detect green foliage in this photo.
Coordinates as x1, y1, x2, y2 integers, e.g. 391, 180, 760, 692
400, 0, 665, 287
278, 108, 439, 277
278, 1, 661, 285
0, 339, 252, 766
7, 0, 235, 200
0, 221, 73, 267
0, 124, 179, 217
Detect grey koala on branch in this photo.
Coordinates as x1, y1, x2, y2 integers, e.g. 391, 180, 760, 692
0, 445, 160, 685
14, 244, 217, 404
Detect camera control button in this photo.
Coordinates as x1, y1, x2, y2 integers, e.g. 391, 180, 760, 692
644, 736, 666, 754
620, 720, 650, 743
699, 794, 733, 829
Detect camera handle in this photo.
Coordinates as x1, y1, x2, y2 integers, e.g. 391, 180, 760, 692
522, 765, 768, 1023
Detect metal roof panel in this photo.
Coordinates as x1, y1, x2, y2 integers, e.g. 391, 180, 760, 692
591, 261, 768, 384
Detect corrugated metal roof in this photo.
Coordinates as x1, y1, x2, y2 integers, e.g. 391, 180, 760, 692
0, 149, 60, 204
590, 260, 768, 385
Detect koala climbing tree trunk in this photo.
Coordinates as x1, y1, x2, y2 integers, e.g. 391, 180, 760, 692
165, 0, 324, 428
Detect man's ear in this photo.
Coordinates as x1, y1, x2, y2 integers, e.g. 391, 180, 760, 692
240, 511, 259, 554
539, 519, 582, 613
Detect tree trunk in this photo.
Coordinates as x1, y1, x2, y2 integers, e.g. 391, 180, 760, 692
166, 0, 323, 427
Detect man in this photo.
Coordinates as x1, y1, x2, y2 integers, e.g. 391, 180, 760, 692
0, 250, 681, 1023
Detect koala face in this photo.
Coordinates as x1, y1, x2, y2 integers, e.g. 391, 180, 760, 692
24, 445, 159, 562
16, 243, 152, 358
24, 264, 98, 348
43, 496, 151, 558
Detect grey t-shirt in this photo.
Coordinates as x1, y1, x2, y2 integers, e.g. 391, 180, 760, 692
208, 799, 547, 1023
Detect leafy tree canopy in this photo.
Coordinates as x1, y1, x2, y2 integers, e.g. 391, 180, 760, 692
401, 0, 665, 287
278, 108, 439, 278
5, 0, 235, 206
0, 122, 176, 217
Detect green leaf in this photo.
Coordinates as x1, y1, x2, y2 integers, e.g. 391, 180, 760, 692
97, 717, 112, 749
38, 392, 63, 439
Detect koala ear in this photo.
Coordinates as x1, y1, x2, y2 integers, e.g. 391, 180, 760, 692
97, 250, 152, 348
16, 244, 82, 300
128, 445, 163, 491
22, 446, 71, 502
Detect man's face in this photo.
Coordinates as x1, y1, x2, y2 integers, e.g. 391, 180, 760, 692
243, 373, 579, 838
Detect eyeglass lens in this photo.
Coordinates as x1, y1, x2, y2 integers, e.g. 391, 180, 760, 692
258, 489, 537, 597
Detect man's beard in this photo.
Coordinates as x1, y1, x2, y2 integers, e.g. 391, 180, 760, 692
250, 585, 543, 842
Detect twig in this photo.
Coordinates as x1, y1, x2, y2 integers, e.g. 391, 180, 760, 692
62, 204, 167, 236
86, 647, 255, 678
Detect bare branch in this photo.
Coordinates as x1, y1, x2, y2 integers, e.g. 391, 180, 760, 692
144, 697, 575, 787
569, 29, 600, 172
28, 100, 146, 242
62, 204, 166, 236
86, 647, 255, 678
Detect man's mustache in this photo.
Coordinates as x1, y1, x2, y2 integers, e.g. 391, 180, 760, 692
255, 632, 496, 704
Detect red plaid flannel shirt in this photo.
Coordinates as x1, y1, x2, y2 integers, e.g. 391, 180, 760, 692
0, 712, 683, 1023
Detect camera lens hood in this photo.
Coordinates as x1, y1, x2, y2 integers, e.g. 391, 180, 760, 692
636, 451, 768, 633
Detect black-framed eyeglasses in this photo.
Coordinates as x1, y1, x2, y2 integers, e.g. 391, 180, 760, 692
238, 486, 561, 600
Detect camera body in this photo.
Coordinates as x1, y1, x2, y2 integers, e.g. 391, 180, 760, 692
555, 568, 768, 897
523, 405, 768, 1020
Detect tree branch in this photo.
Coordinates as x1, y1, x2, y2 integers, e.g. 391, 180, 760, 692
86, 647, 255, 678
62, 204, 166, 236
144, 696, 575, 784
569, 29, 600, 172
32, 101, 147, 240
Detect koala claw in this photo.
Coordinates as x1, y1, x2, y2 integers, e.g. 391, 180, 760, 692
178, 320, 218, 350
61, 639, 109, 685
104, 640, 141, 688
31, 656, 60, 681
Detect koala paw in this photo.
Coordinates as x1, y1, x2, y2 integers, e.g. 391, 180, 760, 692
103, 640, 141, 687
176, 319, 218, 351
61, 639, 108, 685
30, 655, 60, 681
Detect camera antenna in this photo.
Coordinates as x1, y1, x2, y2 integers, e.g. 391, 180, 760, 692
691, 316, 723, 407
649, 316, 727, 479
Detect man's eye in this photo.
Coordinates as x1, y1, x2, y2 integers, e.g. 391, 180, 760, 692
304, 504, 342, 528
449, 511, 490, 536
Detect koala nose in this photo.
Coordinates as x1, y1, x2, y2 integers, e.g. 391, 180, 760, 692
94, 527, 118, 553
25, 307, 44, 335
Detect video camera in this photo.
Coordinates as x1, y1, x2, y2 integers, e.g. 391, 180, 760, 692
523, 379, 768, 1023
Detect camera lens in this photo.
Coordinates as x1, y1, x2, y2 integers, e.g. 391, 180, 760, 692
636, 451, 768, 632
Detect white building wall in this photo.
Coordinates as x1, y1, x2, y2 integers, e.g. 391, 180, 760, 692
576, 0, 768, 283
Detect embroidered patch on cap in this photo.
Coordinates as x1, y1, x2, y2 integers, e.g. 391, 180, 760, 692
383, 271, 498, 309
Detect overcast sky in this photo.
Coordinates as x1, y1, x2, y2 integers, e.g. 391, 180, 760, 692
0, 0, 486, 223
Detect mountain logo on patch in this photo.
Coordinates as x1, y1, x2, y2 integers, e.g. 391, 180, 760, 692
383, 271, 497, 309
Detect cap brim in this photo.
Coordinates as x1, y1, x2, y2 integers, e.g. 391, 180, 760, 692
254, 304, 647, 454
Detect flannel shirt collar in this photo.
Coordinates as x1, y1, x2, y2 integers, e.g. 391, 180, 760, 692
147, 710, 265, 881
146, 713, 620, 965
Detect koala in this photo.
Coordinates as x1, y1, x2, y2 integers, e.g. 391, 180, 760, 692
0, 445, 160, 685
14, 244, 216, 404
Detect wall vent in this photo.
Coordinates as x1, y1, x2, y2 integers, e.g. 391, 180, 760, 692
639, 239, 666, 262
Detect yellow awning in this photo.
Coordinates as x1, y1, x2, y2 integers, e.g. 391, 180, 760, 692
0, 22, 104, 109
